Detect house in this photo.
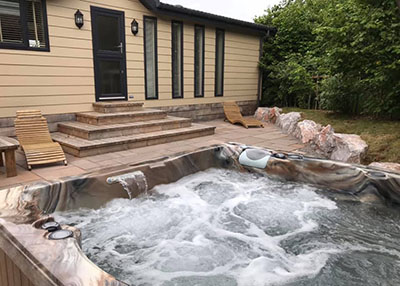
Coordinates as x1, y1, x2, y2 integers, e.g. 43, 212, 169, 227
0, 0, 271, 156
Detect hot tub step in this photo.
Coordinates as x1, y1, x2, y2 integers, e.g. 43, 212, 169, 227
58, 116, 192, 140
92, 101, 144, 113
76, 109, 167, 125
52, 124, 216, 157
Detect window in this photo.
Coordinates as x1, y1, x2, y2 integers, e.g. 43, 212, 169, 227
144, 16, 158, 100
194, 25, 205, 98
0, 0, 49, 51
171, 21, 183, 98
215, 29, 225, 97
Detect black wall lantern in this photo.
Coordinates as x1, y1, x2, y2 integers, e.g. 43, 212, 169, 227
131, 19, 139, 35
75, 9, 84, 29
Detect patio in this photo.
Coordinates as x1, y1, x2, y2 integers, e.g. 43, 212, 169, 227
0, 119, 304, 189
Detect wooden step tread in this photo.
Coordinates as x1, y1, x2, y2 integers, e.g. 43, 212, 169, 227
52, 124, 215, 150
58, 116, 191, 132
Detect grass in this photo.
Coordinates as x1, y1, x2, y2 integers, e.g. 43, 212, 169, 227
282, 108, 400, 164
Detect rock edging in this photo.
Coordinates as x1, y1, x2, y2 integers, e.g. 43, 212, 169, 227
255, 107, 368, 164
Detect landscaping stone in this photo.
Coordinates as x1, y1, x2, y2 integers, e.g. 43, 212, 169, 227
369, 162, 400, 174
294, 120, 322, 144
277, 112, 301, 135
255, 107, 281, 124
330, 133, 368, 164
315, 124, 336, 155
254, 107, 369, 164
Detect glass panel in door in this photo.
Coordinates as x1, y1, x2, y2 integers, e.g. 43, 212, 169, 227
96, 15, 120, 52
99, 60, 122, 94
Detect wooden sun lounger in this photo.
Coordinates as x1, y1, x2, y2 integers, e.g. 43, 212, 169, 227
14, 110, 67, 170
223, 102, 264, 129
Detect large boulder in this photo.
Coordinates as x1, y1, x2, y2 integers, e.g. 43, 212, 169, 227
330, 133, 368, 164
369, 162, 400, 174
254, 107, 266, 121
255, 107, 281, 124
315, 125, 336, 156
277, 112, 301, 135
294, 120, 322, 144
253, 108, 371, 165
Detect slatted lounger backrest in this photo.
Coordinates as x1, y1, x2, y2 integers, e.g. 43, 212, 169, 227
14, 110, 53, 146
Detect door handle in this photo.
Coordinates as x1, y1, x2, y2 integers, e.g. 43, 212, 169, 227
116, 42, 123, 54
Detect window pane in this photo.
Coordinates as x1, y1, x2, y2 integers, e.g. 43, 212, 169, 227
99, 60, 121, 95
26, 0, 46, 48
0, 0, 23, 44
97, 15, 120, 52
195, 26, 204, 97
172, 22, 183, 98
215, 29, 224, 96
145, 18, 157, 99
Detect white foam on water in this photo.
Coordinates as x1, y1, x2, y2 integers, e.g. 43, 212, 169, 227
54, 168, 400, 286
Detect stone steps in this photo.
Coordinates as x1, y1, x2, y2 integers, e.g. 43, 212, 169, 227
55, 101, 216, 157
52, 124, 216, 157
93, 101, 144, 113
76, 109, 167, 125
58, 116, 192, 140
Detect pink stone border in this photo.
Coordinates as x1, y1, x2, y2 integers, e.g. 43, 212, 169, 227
255, 107, 369, 164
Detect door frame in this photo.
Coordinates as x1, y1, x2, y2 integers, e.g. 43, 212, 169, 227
90, 6, 128, 102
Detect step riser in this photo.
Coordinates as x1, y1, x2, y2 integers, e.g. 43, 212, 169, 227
77, 113, 167, 125
59, 121, 192, 140
92, 102, 144, 114
93, 106, 144, 113
59, 129, 215, 157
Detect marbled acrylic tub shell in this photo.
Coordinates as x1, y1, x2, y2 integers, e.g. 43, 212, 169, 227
0, 143, 399, 286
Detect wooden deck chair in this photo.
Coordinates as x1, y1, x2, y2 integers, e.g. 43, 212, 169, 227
223, 102, 264, 129
14, 110, 67, 170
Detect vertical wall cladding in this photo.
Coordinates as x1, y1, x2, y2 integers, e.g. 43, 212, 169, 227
224, 31, 260, 98
0, 0, 261, 118
0, 247, 35, 286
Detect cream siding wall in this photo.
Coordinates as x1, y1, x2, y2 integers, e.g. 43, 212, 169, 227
0, 0, 261, 118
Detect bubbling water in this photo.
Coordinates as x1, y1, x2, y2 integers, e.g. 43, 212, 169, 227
55, 168, 400, 286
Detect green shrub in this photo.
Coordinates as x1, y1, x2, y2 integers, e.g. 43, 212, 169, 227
256, 0, 400, 118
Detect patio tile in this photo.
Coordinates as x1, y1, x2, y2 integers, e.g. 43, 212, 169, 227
113, 150, 136, 157
86, 153, 119, 163
70, 159, 100, 171
114, 155, 139, 165
165, 144, 194, 153
0, 166, 42, 188
135, 145, 165, 154
96, 159, 125, 168
31, 165, 85, 181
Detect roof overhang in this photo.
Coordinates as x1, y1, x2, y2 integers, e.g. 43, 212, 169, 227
139, 0, 273, 36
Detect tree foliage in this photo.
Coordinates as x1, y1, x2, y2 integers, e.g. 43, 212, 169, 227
255, 0, 400, 118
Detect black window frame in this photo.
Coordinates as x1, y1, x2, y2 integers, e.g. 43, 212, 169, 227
194, 24, 205, 98
143, 15, 159, 100
0, 0, 50, 52
214, 28, 225, 97
171, 20, 184, 99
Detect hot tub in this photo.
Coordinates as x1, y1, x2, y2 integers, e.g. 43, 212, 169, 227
1, 143, 400, 286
